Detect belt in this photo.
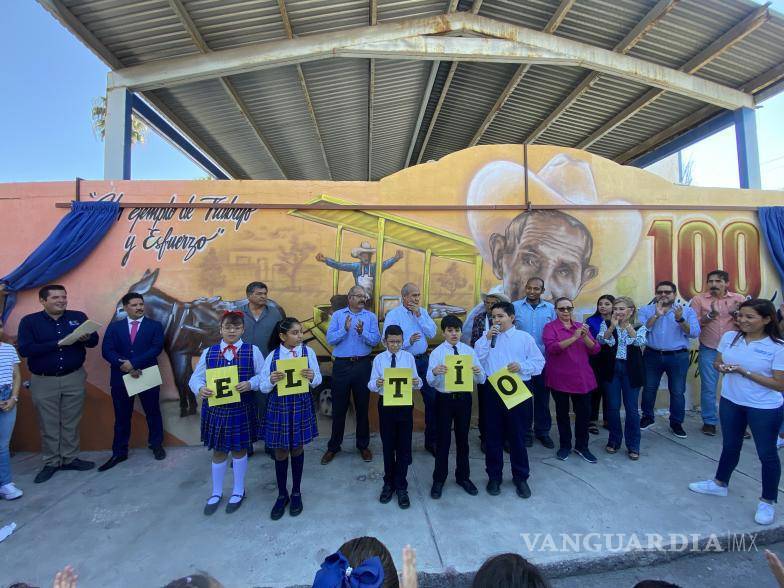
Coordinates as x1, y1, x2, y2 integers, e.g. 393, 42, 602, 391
333, 355, 370, 362
647, 348, 688, 355
32, 366, 81, 378
414, 353, 429, 359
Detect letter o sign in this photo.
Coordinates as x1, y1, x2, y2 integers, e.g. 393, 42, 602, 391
496, 375, 518, 395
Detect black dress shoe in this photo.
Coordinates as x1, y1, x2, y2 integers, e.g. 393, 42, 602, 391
425, 443, 437, 457
270, 495, 290, 520
290, 493, 303, 516
430, 481, 444, 499
203, 495, 222, 516
225, 493, 245, 514
514, 478, 532, 499
61, 458, 95, 471
503, 441, 511, 453
380, 484, 395, 504
537, 435, 555, 449
397, 490, 410, 509
480, 440, 486, 454
525, 436, 533, 448
152, 446, 166, 460
486, 479, 501, 496
457, 479, 479, 496
34, 465, 59, 484
98, 455, 128, 472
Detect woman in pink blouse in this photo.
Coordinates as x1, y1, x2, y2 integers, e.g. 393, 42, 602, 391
543, 297, 601, 463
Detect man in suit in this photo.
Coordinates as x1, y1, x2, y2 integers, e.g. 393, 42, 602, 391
99, 292, 166, 471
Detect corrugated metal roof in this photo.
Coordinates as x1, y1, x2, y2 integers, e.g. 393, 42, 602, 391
46, 0, 784, 178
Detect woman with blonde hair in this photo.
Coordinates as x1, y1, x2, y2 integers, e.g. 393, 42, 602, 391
598, 296, 647, 460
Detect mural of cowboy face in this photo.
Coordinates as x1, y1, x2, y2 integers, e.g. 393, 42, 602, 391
489, 209, 598, 303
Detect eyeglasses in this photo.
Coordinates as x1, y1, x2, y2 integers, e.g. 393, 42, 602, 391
221, 325, 243, 331
557, 307, 574, 312
656, 290, 674, 295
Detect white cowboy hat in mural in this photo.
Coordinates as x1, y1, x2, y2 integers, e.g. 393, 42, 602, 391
467, 153, 643, 303
351, 241, 377, 258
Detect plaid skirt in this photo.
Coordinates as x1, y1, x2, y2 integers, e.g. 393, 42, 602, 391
261, 390, 318, 449
201, 394, 259, 452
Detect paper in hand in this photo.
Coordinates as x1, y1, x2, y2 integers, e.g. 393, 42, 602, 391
123, 366, 163, 397
58, 320, 102, 346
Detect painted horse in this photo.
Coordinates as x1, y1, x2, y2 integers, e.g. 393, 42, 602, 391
114, 269, 285, 417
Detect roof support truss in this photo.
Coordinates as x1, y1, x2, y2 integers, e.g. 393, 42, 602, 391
108, 13, 754, 112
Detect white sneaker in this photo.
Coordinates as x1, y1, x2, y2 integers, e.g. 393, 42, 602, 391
0, 482, 23, 500
777, 437, 784, 449
688, 479, 728, 497
755, 501, 775, 525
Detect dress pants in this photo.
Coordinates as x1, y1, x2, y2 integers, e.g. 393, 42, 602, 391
477, 381, 490, 442
378, 399, 413, 490
110, 384, 164, 456
328, 357, 372, 452
414, 354, 437, 448
551, 389, 591, 451
30, 368, 87, 467
433, 392, 472, 483
484, 384, 531, 482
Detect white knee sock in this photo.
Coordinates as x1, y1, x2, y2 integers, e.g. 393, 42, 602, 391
210, 460, 228, 504
230, 456, 248, 503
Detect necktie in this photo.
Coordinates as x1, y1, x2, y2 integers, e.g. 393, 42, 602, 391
452, 345, 459, 355
390, 353, 397, 368
292, 348, 298, 358
129, 321, 140, 344
224, 344, 237, 360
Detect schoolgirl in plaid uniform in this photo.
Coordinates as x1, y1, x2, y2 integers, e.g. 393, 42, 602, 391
260, 317, 321, 520
188, 311, 263, 516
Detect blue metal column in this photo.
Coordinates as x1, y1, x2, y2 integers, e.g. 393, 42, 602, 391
734, 107, 762, 189
103, 87, 132, 180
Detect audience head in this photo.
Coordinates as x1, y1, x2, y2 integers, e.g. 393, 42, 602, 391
612, 296, 637, 324
633, 581, 682, 588
219, 310, 245, 344
383, 324, 404, 354
313, 536, 399, 587
593, 294, 615, 318
735, 298, 783, 343
163, 573, 224, 588
472, 553, 550, 588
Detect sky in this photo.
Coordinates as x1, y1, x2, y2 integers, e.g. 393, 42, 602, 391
1, 1, 783, 186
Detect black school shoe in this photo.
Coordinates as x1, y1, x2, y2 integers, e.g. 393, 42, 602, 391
486, 479, 501, 496
397, 490, 410, 509
152, 446, 166, 460
380, 484, 395, 503
290, 493, 303, 516
430, 481, 444, 499
225, 493, 245, 514
457, 479, 478, 496
514, 478, 532, 499
270, 495, 290, 520
203, 495, 222, 516
34, 465, 59, 484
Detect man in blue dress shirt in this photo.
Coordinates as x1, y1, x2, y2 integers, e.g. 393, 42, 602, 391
384, 283, 438, 455
638, 280, 700, 438
512, 277, 556, 449
321, 285, 381, 465
17, 285, 99, 483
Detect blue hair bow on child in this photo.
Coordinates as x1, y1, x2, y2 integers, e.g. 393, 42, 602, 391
311, 551, 384, 588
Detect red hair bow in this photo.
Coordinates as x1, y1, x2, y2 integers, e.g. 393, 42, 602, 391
222, 310, 244, 318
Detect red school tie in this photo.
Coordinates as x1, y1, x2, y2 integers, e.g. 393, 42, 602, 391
129, 321, 140, 344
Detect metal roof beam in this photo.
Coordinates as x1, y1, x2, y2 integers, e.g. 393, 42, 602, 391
167, 0, 287, 179
109, 13, 755, 110
368, 0, 377, 181
416, 62, 459, 163
345, 35, 752, 110
525, 0, 678, 144
468, 0, 575, 147
616, 59, 784, 165
277, 0, 332, 180
577, 3, 769, 149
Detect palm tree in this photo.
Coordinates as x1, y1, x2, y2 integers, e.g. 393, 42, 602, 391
91, 96, 148, 144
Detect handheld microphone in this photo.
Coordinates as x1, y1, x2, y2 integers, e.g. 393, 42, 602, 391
490, 328, 497, 349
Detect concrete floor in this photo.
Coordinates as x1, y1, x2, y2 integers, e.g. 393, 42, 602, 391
2, 411, 783, 588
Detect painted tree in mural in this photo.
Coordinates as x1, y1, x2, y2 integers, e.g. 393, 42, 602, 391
198, 249, 225, 296
273, 232, 316, 290
91, 96, 148, 144
435, 262, 468, 299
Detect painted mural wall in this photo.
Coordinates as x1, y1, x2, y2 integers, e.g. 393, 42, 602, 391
1, 145, 781, 450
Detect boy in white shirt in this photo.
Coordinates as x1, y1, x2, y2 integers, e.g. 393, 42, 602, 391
475, 301, 545, 498
428, 315, 486, 499
368, 325, 421, 509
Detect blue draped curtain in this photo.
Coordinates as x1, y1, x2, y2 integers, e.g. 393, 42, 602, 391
1, 200, 120, 320
759, 206, 784, 296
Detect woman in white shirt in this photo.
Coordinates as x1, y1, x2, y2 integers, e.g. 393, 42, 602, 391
689, 299, 784, 525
